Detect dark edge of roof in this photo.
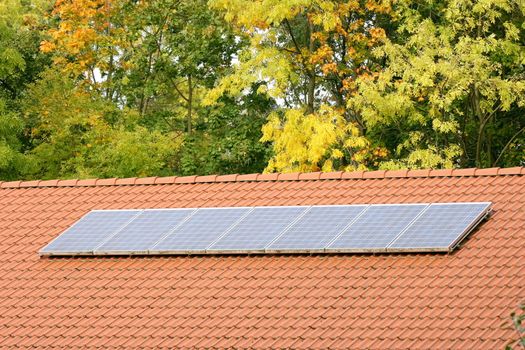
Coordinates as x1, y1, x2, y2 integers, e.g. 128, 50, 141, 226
1, 167, 524, 189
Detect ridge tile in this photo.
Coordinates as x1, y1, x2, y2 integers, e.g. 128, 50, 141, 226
134, 177, 157, 185
115, 178, 137, 185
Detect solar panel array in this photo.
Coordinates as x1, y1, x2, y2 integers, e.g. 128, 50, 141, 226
39, 202, 491, 256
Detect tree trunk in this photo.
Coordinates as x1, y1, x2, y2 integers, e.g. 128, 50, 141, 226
470, 84, 484, 168
306, 73, 315, 114
187, 74, 193, 134
105, 0, 113, 101
306, 20, 315, 114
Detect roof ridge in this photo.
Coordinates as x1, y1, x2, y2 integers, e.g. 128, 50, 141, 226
0, 167, 523, 189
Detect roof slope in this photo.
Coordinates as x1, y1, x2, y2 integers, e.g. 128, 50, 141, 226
0, 167, 523, 349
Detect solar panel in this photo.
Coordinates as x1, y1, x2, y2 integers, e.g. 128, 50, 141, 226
150, 207, 251, 254
326, 204, 427, 252
208, 206, 308, 253
266, 205, 368, 253
40, 202, 491, 256
94, 209, 195, 255
387, 202, 491, 252
39, 210, 141, 255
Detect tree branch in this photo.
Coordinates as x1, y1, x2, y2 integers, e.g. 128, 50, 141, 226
171, 78, 189, 102
493, 125, 525, 166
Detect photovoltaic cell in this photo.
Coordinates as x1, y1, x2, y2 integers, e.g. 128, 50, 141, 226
40, 202, 491, 256
266, 205, 368, 252
151, 208, 250, 253
95, 209, 195, 254
209, 206, 308, 252
388, 203, 491, 251
327, 204, 427, 252
40, 210, 141, 255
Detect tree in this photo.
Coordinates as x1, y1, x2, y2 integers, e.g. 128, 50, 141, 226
0, 0, 52, 179
22, 69, 181, 179
207, 0, 392, 172
180, 85, 274, 175
41, 0, 241, 131
350, 0, 525, 169
0, 99, 33, 180
0, 0, 51, 101
37, 0, 272, 178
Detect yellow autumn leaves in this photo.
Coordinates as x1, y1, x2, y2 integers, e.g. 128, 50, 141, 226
261, 106, 374, 172
205, 0, 392, 172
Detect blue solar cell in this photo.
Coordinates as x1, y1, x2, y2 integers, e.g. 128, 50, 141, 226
326, 204, 427, 251
94, 209, 195, 254
266, 205, 367, 252
40, 202, 491, 256
388, 203, 491, 251
151, 208, 250, 253
40, 210, 141, 255
208, 206, 308, 252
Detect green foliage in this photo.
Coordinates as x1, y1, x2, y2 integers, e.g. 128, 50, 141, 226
24, 0, 270, 180
22, 69, 182, 179
180, 87, 274, 175
0, 99, 35, 179
43, 0, 243, 129
350, 0, 525, 169
74, 126, 180, 179
506, 303, 525, 350
0, 0, 51, 100
0, 0, 51, 179
208, 0, 524, 172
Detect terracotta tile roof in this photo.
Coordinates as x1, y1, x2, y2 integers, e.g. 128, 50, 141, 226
1, 166, 524, 189
0, 167, 524, 349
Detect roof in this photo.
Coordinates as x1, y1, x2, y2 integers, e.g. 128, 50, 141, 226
0, 167, 524, 349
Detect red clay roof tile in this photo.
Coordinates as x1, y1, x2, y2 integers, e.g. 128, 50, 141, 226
0, 168, 523, 349
363, 170, 386, 178
407, 169, 431, 177
255, 173, 279, 181
114, 177, 137, 185
174, 175, 197, 184
0, 167, 524, 190
95, 178, 117, 186
341, 170, 365, 179
429, 168, 453, 177
236, 173, 259, 182
498, 166, 523, 175
277, 172, 300, 181
215, 174, 238, 182
475, 167, 500, 176
1, 180, 21, 188
298, 172, 321, 180
19, 180, 41, 188
195, 175, 217, 183
154, 176, 177, 184
134, 177, 157, 185
451, 168, 477, 176
319, 171, 343, 180
385, 169, 409, 178
76, 178, 98, 186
